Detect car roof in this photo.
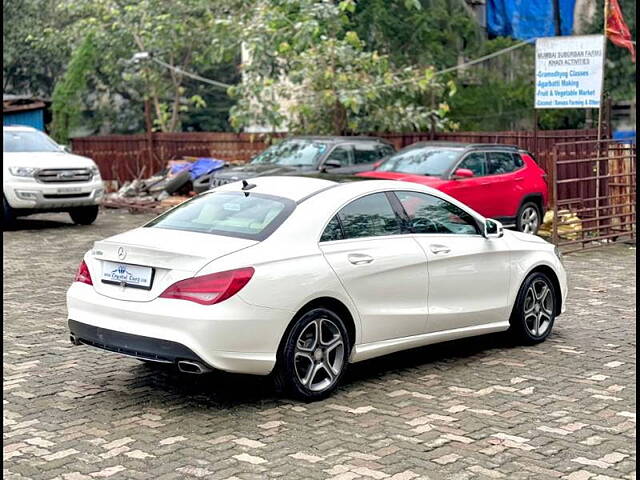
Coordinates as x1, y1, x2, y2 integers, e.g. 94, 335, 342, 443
399, 141, 520, 152
207, 175, 341, 203
3, 125, 39, 132
283, 135, 392, 145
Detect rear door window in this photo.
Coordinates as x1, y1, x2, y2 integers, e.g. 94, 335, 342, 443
486, 152, 519, 175
338, 193, 402, 239
145, 192, 295, 240
352, 143, 380, 164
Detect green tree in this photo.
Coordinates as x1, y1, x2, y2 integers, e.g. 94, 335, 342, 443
50, 34, 99, 143
3, 0, 71, 96
229, 0, 454, 134
54, 0, 237, 133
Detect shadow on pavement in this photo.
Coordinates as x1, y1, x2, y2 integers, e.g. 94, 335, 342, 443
102, 332, 521, 408
4, 215, 76, 231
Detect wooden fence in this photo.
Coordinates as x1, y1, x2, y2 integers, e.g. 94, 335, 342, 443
71, 129, 599, 185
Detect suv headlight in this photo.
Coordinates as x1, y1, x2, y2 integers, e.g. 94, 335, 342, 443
9, 167, 39, 177
89, 165, 101, 179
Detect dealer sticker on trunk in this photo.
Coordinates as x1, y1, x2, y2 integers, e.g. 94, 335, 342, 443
101, 261, 154, 289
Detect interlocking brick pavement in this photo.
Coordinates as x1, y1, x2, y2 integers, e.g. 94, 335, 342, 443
3, 211, 636, 479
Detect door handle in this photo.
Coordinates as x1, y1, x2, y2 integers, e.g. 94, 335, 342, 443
514, 176, 525, 182
348, 253, 374, 265
429, 244, 451, 254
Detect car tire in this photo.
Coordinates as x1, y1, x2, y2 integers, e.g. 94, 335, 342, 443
509, 272, 556, 345
3, 196, 15, 228
69, 206, 99, 225
193, 174, 212, 194
163, 170, 191, 195
275, 307, 350, 401
516, 202, 541, 235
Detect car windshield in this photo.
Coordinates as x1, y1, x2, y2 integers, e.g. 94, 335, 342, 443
377, 147, 463, 176
145, 191, 295, 240
250, 139, 328, 167
3, 130, 61, 153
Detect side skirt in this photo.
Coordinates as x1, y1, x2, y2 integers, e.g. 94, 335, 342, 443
350, 321, 510, 363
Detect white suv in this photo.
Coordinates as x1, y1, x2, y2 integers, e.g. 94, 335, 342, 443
3, 125, 104, 225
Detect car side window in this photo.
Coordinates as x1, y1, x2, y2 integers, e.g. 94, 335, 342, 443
325, 145, 352, 167
320, 216, 343, 242
338, 193, 402, 239
376, 144, 395, 159
395, 191, 479, 235
486, 151, 518, 175
458, 152, 486, 176
352, 144, 379, 164
513, 153, 524, 168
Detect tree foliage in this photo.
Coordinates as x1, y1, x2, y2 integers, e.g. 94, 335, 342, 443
51, 34, 99, 143
229, 0, 455, 134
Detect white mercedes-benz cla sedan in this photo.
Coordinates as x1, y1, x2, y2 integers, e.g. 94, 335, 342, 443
67, 176, 567, 400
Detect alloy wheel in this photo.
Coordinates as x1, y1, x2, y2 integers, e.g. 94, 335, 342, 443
294, 317, 345, 392
520, 206, 539, 234
523, 279, 554, 337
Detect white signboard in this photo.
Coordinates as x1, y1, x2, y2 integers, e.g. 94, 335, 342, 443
535, 35, 604, 109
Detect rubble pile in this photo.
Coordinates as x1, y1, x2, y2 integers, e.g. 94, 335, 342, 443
102, 157, 225, 213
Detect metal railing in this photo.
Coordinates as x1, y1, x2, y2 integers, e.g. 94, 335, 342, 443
552, 139, 636, 253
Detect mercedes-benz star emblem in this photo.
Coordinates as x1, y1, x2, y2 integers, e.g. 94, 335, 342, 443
117, 247, 127, 260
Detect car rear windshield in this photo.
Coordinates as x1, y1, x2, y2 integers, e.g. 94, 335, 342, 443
377, 147, 463, 176
250, 139, 328, 167
144, 191, 295, 240
3, 130, 61, 153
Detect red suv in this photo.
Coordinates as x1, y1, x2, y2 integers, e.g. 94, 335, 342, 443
357, 142, 548, 234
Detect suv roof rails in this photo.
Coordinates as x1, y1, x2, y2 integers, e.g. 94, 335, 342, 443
466, 143, 520, 150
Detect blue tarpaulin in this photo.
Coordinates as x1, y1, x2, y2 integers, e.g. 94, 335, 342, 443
170, 158, 225, 180
487, 0, 576, 40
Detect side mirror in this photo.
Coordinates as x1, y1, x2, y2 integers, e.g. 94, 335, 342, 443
453, 168, 474, 179
60, 145, 71, 153
321, 159, 342, 172
483, 218, 504, 239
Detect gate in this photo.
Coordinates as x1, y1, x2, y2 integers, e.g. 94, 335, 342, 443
551, 139, 636, 252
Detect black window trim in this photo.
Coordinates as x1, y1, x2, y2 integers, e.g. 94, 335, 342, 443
448, 150, 525, 179
388, 190, 483, 236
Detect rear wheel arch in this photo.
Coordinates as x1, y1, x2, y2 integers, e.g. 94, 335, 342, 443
518, 193, 544, 217
276, 297, 357, 362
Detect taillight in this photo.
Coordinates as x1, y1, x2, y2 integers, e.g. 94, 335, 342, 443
159, 267, 254, 305
74, 260, 93, 285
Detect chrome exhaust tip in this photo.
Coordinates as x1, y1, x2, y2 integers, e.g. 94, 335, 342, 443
177, 360, 210, 374
69, 334, 81, 346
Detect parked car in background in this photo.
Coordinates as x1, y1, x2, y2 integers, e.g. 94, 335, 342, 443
208, 136, 395, 188
3, 125, 103, 225
356, 142, 548, 234
67, 176, 566, 401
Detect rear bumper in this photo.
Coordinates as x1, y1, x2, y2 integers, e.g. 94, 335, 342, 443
66, 283, 292, 375
68, 319, 204, 364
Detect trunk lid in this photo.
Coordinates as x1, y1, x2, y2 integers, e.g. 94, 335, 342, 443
88, 226, 256, 302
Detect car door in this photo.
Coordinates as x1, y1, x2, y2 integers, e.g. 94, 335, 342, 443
393, 190, 511, 333
319, 192, 429, 344
481, 151, 522, 218
443, 152, 492, 215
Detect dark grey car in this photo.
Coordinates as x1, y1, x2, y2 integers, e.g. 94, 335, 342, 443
208, 136, 395, 189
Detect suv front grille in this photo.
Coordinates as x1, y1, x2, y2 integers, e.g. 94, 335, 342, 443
36, 168, 92, 183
